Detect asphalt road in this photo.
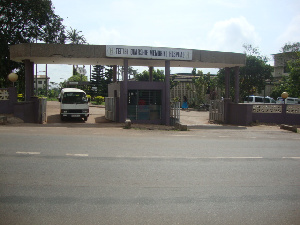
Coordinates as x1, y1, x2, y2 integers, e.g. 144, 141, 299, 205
0, 125, 299, 225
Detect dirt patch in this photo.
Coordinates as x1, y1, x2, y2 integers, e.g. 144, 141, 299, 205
46, 101, 108, 124
0, 114, 24, 124
180, 109, 210, 125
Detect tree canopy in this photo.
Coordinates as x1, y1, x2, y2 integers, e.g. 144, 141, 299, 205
217, 45, 273, 101
280, 42, 300, 53
90, 65, 113, 97
135, 69, 165, 82
0, 0, 66, 87
191, 69, 210, 106
68, 72, 88, 83
66, 27, 86, 44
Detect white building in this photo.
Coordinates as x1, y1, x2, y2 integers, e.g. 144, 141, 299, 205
34, 75, 50, 91
273, 52, 297, 79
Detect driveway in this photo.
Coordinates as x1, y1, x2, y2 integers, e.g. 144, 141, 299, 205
46, 101, 108, 124
46, 101, 210, 126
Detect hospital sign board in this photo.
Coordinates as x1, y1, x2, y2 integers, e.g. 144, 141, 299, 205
106, 45, 192, 61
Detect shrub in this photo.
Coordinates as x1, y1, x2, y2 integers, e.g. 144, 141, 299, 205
86, 95, 91, 102
17, 94, 24, 101
95, 96, 104, 105
172, 97, 180, 102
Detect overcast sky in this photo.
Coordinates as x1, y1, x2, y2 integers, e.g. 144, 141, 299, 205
42, 0, 300, 84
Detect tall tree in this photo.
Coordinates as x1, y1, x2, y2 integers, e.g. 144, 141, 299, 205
0, 0, 66, 88
217, 45, 273, 101
192, 70, 210, 106
90, 65, 105, 97
90, 65, 113, 97
68, 73, 88, 82
66, 27, 86, 44
66, 27, 87, 75
281, 42, 300, 53
287, 53, 300, 97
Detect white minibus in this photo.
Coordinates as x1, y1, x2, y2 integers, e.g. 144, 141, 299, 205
59, 88, 89, 121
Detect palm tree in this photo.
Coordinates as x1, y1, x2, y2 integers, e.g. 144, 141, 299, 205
66, 27, 86, 44
66, 27, 87, 75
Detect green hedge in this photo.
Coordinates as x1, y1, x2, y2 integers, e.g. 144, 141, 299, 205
95, 96, 104, 105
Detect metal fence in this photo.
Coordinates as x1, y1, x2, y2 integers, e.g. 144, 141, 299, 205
105, 97, 116, 121
170, 101, 180, 125
209, 99, 224, 123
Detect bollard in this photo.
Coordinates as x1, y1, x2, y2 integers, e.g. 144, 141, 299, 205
124, 119, 131, 129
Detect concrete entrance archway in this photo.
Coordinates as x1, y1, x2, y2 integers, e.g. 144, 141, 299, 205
10, 44, 246, 125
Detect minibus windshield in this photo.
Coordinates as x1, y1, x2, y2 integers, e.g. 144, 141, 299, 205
62, 92, 88, 104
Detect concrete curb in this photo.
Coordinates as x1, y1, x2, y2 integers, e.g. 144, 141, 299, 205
280, 124, 299, 133
175, 122, 188, 131
187, 124, 247, 130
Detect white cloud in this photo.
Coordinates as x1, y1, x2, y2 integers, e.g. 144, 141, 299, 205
277, 15, 300, 45
207, 17, 261, 53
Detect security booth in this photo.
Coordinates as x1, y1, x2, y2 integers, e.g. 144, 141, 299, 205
108, 81, 165, 124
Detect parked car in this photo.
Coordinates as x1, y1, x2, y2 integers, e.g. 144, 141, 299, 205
276, 97, 300, 104
244, 96, 276, 103
263, 96, 276, 103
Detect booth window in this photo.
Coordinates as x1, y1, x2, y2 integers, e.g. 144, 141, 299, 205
128, 90, 161, 120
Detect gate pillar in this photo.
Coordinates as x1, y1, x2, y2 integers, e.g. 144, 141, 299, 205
234, 66, 240, 103
121, 59, 128, 122
165, 60, 170, 126
24, 59, 34, 101
225, 67, 230, 99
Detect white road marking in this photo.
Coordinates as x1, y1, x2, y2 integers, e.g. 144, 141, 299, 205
66, 153, 89, 157
219, 136, 230, 138
192, 157, 263, 159
282, 157, 300, 159
205, 157, 263, 159
12, 153, 299, 159
16, 152, 40, 155
115, 156, 263, 159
